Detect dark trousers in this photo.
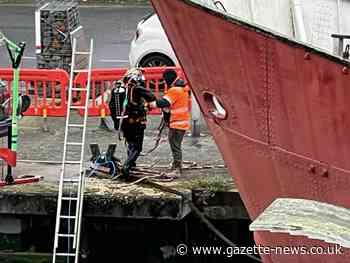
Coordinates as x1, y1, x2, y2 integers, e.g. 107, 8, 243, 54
168, 128, 186, 168
122, 122, 145, 169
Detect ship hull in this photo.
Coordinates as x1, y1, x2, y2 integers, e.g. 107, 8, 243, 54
151, 0, 350, 262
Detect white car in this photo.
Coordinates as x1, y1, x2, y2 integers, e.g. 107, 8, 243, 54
129, 0, 228, 67
129, 13, 177, 67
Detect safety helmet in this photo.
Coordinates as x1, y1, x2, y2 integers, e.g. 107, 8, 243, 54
122, 68, 144, 86
163, 69, 177, 87
113, 80, 125, 90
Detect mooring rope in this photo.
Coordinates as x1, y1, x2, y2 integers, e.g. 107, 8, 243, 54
16, 157, 260, 261
131, 176, 262, 262
17, 159, 225, 170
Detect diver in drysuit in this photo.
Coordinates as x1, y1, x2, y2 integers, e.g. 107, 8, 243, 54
109, 68, 156, 177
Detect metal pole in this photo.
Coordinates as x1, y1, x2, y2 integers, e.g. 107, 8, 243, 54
191, 94, 201, 137
291, 0, 308, 42
6, 125, 12, 179
337, 0, 342, 34
11, 64, 19, 152
35, 2, 50, 55
35, 6, 41, 54
248, 0, 255, 22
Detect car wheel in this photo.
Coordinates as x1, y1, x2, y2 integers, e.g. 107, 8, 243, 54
140, 54, 175, 96
140, 54, 174, 67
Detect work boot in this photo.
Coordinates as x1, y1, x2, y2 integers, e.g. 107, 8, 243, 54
166, 168, 182, 179
99, 118, 114, 132
121, 163, 131, 178
167, 160, 182, 178
99, 119, 109, 131
130, 161, 137, 171
168, 162, 176, 171
168, 160, 182, 171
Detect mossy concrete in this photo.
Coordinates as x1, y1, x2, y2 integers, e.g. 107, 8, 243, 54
0, 175, 190, 220
0, 165, 247, 220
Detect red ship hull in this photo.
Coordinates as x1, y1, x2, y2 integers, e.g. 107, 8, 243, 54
151, 0, 350, 262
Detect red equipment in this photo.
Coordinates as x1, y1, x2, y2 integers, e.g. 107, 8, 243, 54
150, 0, 350, 262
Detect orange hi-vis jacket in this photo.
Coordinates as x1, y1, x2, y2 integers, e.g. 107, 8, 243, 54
163, 84, 191, 130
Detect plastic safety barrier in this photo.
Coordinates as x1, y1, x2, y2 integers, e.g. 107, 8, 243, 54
0, 67, 188, 117
74, 67, 184, 117
0, 69, 69, 117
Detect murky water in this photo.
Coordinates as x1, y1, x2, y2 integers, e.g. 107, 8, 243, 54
0, 217, 257, 263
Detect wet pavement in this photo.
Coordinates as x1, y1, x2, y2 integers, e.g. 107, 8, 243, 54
0, 115, 241, 220
17, 114, 224, 168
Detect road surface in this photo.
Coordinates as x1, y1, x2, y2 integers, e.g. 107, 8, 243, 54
0, 5, 153, 68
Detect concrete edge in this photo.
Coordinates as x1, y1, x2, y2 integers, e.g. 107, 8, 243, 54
0, 191, 189, 220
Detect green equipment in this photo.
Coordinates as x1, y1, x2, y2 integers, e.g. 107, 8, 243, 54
0, 31, 41, 186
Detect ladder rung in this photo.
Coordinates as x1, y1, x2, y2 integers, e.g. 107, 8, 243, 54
117, 115, 128, 119
68, 124, 84, 128
62, 197, 78, 201
74, 69, 88, 73
67, 142, 83, 146
60, 215, 76, 219
63, 178, 80, 183
58, 233, 75, 237
72, 87, 87, 91
64, 161, 81, 164
70, 105, 86, 109
75, 51, 90, 55
56, 253, 76, 257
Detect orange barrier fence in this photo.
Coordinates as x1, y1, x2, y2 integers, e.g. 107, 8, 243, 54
0, 67, 186, 117
74, 68, 128, 117
0, 69, 69, 117
74, 67, 184, 116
